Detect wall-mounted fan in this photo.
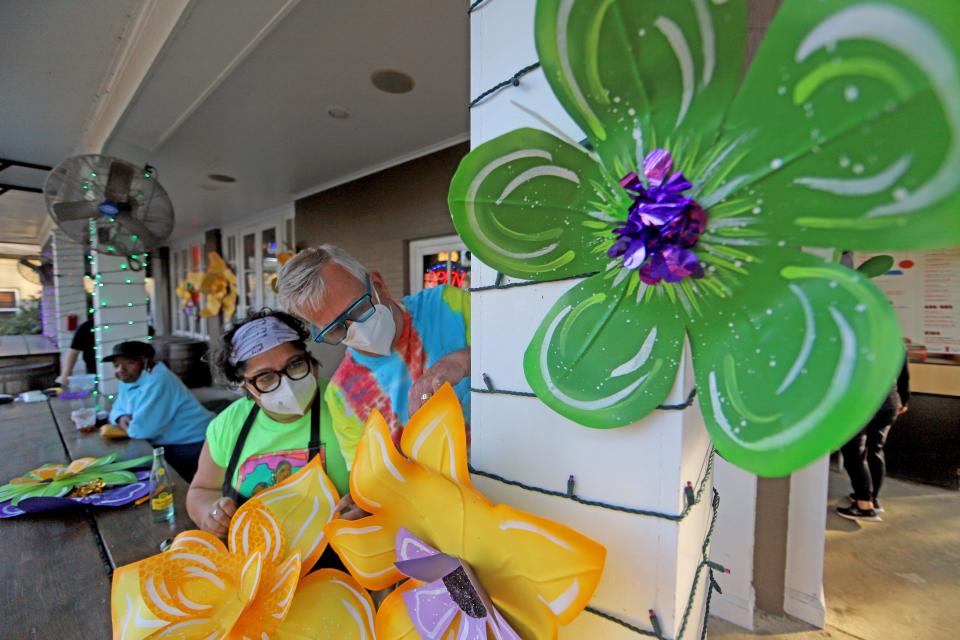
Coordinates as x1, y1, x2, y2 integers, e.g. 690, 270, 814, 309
43, 155, 174, 265
17, 255, 53, 286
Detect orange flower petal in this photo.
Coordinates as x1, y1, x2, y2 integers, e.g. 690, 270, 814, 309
350, 410, 418, 514
275, 569, 375, 640
253, 455, 340, 577
400, 384, 472, 489
230, 552, 301, 639
326, 515, 403, 591
227, 499, 286, 569
112, 563, 168, 640
62, 457, 97, 477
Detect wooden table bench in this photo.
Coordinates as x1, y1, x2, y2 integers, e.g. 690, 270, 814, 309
1, 399, 193, 637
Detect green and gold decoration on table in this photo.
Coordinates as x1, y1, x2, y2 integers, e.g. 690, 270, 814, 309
0, 453, 151, 505
449, 0, 960, 476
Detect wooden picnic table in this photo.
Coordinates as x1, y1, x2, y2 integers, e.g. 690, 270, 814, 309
1, 398, 192, 637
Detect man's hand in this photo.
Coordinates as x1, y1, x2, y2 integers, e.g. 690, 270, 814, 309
407, 348, 470, 414
200, 497, 237, 538
897, 405, 909, 416
335, 494, 368, 521
117, 415, 132, 431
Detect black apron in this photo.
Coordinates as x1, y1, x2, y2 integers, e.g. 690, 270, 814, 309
221, 391, 322, 506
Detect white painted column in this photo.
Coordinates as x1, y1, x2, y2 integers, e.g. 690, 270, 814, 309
711, 460, 758, 629
784, 457, 829, 626
469, 3, 715, 637
90, 225, 149, 405
40, 279, 59, 345
52, 228, 88, 366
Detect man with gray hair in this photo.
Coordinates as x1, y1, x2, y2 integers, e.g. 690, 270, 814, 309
278, 244, 471, 468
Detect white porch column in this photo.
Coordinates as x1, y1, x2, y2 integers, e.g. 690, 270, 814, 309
90, 227, 149, 405
39, 278, 59, 345
51, 229, 88, 367
469, 3, 715, 638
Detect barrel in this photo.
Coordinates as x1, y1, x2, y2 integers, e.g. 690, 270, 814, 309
151, 336, 212, 388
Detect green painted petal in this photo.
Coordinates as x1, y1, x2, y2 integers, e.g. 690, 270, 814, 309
708, 0, 960, 251
856, 255, 893, 279
524, 271, 685, 428
449, 127, 611, 280
687, 247, 903, 477
535, 0, 746, 172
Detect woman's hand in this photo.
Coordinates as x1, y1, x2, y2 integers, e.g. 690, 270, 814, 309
335, 494, 368, 521
407, 348, 470, 414
201, 496, 237, 538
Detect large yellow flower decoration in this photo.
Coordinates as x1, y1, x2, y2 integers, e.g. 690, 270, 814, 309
111, 457, 374, 639
174, 273, 203, 317
198, 252, 238, 321
174, 252, 238, 321
327, 384, 606, 639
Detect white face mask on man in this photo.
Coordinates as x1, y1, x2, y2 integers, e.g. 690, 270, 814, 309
341, 288, 396, 356
257, 372, 316, 416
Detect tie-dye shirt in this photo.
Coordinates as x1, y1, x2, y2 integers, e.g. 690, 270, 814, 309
325, 285, 470, 468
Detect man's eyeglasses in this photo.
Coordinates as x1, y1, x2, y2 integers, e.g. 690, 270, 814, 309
245, 357, 311, 393
312, 275, 376, 345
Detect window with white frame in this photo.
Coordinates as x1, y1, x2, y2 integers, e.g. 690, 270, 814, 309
171, 240, 208, 339
0, 289, 19, 313
221, 206, 295, 319
408, 235, 471, 295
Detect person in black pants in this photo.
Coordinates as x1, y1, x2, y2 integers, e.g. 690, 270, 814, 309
56, 318, 96, 383
837, 359, 910, 522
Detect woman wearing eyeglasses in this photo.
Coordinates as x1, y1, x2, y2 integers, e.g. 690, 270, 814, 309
185, 309, 348, 538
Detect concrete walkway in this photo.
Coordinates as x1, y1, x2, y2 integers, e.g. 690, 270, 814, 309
707, 471, 960, 639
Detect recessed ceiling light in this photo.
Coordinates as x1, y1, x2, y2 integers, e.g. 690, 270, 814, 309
371, 69, 415, 94
327, 106, 351, 119
208, 174, 236, 183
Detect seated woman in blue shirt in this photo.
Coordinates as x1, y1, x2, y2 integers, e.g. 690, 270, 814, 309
104, 341, 214, 481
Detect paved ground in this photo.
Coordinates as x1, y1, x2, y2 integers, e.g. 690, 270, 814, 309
707, 471, 960, 639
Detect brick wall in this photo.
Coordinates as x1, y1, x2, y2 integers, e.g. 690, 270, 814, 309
295, 143, 468, 297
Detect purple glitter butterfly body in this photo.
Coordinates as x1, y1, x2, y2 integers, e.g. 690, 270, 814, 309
608, 149, 707, 285
393, 528, 521, 640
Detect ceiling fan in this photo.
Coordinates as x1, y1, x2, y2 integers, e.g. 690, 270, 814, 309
44, 155, 174, 268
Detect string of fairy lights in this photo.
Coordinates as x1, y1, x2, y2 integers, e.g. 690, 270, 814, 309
462, 2, 724, 637
85, 218, 152, 407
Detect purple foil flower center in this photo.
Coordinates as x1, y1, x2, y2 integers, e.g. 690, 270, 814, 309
608, 149, 707, 285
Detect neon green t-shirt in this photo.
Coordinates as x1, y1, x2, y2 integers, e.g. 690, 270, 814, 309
206, 378, 348, 499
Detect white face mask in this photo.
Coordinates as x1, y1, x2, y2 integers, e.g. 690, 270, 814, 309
342, 289, 396, 356
257, 372, 316, 416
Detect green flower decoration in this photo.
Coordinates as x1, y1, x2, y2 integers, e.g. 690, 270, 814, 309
449, 0, 960, 476
0, 453, 151, 505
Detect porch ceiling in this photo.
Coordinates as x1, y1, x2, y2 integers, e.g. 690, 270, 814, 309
1, 0, 469, 248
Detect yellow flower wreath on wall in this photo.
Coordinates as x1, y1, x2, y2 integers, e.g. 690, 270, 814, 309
174, 252, 238, 321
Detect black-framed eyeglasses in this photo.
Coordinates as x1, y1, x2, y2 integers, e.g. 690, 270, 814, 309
311, 275, 376, 345
244, 356, 311, 393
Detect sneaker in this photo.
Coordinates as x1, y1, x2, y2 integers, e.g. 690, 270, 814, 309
845, 493, 884, 513
836, 505, 882, 522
